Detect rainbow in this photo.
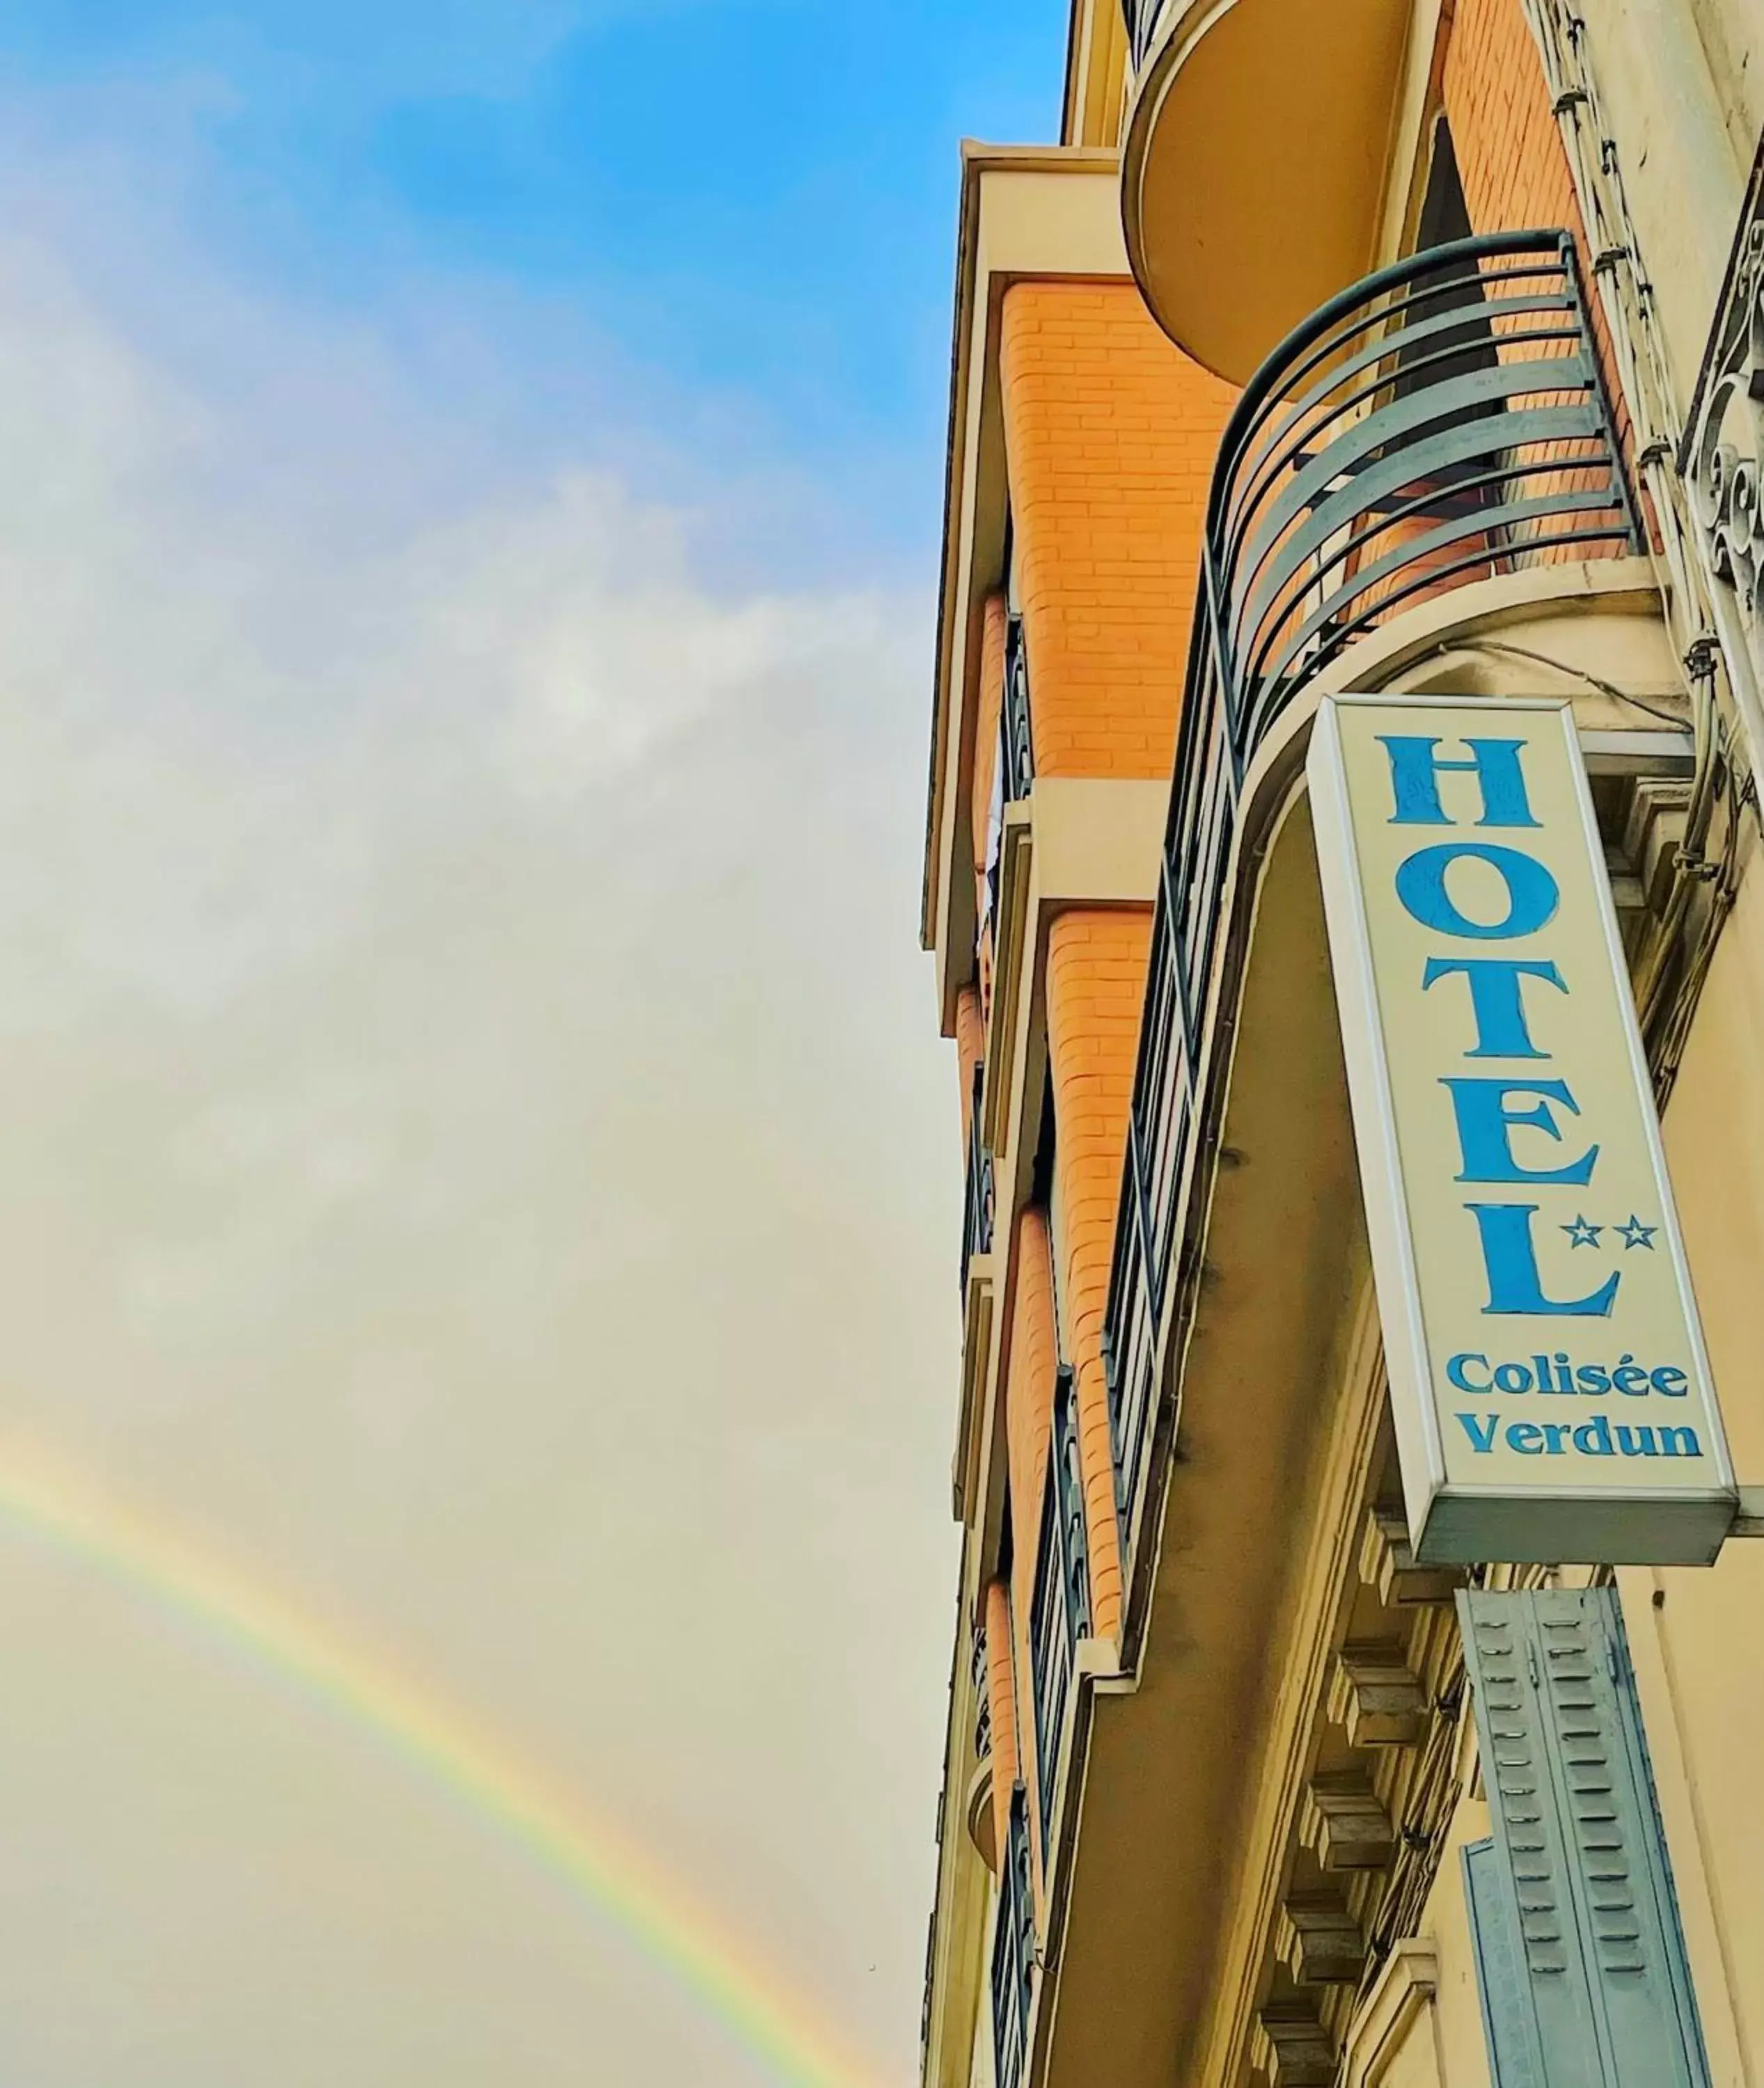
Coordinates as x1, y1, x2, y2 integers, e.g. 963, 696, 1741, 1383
0, 1439, 890, 2088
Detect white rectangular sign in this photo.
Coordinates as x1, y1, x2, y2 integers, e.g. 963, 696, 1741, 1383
1309, 695, 1735, 1564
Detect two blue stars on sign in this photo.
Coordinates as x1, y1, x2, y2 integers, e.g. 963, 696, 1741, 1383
1561, 1214, 1657, 1251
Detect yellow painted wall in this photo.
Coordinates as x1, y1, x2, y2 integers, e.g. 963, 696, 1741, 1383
1628, 844, 1764, 2083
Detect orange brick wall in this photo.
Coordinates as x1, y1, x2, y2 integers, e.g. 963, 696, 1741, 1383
1442, 0, 1637, 548
955, 983, 984, 1151
999, 282, 1235, 783
1443, 0, 1582, 237
1005, 1205, 1058, 1654
1044, 908, 1153, 1645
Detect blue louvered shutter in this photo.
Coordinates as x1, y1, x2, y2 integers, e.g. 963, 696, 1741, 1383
1462, 1836, 1547, 2088
1458, 1588, 1713, 2088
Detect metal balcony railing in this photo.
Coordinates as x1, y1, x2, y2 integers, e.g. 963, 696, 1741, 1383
990, 1785, 1036, 2088
1002, 613, 1035, 806
972, 1618, 993, 1763
1030, 1366, 1091, 1833
961, 1062, 995, 1295
980, 618, 1034, 964
1104, 230, 1639, 1565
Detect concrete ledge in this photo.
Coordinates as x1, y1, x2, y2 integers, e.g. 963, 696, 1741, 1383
1341, 1941, 1439, 2088
1030, 776, 1167, 908
954, 1256, 997, 1525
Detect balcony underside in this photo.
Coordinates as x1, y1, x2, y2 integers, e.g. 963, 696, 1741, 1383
1044, 786, 1362, 2087
1124, 0, 1412, 382
1033, 561, 1690, 2088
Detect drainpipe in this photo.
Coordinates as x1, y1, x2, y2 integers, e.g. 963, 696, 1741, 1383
1583, 0, 1742, 415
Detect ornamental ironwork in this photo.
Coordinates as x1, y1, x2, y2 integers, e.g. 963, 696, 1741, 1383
1685, 139, 1764, 748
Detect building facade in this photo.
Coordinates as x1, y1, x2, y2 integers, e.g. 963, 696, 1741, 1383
918, 4, 1764, 2085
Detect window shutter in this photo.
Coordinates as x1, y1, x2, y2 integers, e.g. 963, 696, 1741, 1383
1461, 1837, 1548, 2088
1457, 1588, 1712, 2088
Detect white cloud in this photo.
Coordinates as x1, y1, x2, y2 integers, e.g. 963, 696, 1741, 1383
0, 122, 958, 2088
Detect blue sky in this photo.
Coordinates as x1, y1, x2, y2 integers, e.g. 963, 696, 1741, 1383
0, 6, 1070, 2086
0, 0, 1068, 541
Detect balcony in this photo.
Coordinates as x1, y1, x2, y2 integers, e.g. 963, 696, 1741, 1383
1103, 231, 1638, 1624
1030, 1367, 1091, 1833
1122, 0, 1413, 381
922, 146, 1126, 1036
954, 604, 1174, 1528
990, 1787, 1036, 2088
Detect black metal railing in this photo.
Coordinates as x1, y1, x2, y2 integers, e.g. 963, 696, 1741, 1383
972, 1618, 993, 1763
1002, 613, 1035, 805
1030, 1366, 1091, 1833
991, 1785, 1036, 2088
961, 1061, 995, 1295
1103, 230, 1639, 1553
981, 616, 1034, 963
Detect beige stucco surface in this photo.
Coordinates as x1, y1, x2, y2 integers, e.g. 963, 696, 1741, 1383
1628, 842, 1764, 2085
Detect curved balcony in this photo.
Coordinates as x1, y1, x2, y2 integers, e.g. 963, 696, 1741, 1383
1103, 232, 1639, 1614
1122, 0, 1413, 382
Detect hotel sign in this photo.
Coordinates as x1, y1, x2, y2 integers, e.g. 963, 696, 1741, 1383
1309, 696, 1735, 1564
